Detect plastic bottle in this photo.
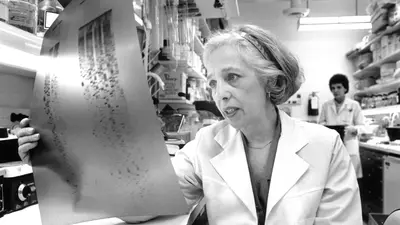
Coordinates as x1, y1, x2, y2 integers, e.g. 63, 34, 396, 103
0, 0, 9, 23
397, 87, 400, 104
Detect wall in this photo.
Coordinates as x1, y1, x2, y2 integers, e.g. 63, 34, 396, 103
230, 0, 370, 121
0, 74, 34, 127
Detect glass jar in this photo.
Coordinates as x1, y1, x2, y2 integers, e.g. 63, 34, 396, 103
389, 91, 397, 105
368, 95, 375, 108
397, 88, 400, 104
8, 0, 38, 34
387, 92, 393, 105
361, 97, 367, 109
381, 95, 386, 107
375, 94, 382, 108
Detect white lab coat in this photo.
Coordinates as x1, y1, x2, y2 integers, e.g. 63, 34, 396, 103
172, 110, 362, 225
319, 98, 365, 178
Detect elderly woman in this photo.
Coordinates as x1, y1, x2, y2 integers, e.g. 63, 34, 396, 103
17, 24, 362, 225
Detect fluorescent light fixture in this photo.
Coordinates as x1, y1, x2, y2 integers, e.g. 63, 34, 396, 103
338, 16, 370, 23
298, 16, 371, 31
299, 23, 372, 31
0, 44, 40, 71
300, 17, 340, 24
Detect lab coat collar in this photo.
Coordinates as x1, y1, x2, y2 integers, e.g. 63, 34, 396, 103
265, 111, 309, 220
329, 97, 351, 115
210, 110, 309, 221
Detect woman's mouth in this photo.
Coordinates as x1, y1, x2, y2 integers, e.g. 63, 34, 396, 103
224, 107, 239, 118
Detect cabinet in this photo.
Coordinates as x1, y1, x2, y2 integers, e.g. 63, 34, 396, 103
360, 146, 385, 220
360, 144, 400, 221
384, 155, 400, 214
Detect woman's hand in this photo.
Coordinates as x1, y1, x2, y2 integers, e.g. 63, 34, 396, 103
345, 126, 358, 137
16, 118, 40, 164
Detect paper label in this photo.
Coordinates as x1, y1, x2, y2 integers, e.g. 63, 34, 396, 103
311, 97, 318, 109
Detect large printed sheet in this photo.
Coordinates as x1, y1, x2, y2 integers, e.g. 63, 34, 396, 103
29, 0, 189, 224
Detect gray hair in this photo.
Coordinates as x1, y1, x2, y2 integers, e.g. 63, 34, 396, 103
203, 24, 305, 105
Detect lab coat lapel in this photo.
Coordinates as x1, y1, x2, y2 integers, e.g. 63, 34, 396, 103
211, 125, 257, 220
328, 100, 337, 115
338, 98, 349, 115
266, 111, 309, 220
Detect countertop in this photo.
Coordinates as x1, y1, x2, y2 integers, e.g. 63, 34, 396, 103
0, 134, 17, 142
0, 205, 189, 225
0, 156, 189, 225
359, 141, 400, 156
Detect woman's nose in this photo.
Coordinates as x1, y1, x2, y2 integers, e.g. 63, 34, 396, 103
215, 82, 231, 101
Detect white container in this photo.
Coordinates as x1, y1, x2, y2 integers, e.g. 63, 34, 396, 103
159, 70, 187, 100
395, 34, 400, 51
381, 63, 396, 78
0, 0, 9, 23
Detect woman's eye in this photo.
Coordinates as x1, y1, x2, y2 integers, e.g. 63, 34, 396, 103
226, 73, 239, 82
208, 80, 217, 88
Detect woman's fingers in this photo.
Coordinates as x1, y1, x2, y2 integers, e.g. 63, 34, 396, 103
18, 142, 38, 164
18, 133, 40, 146
16, 127, 36, 138
20, 118, 31, 128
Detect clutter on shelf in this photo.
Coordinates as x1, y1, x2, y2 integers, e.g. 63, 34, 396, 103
134, 0, 228, 142
0, 0, 62, 36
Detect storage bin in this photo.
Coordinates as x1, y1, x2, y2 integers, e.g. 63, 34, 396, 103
8, 0, 38, 34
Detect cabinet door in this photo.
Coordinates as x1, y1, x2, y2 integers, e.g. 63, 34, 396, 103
384, 155, 400, 214
360, 147, 384, 220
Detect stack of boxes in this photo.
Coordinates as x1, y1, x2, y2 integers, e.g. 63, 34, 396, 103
371, 33, 400, 63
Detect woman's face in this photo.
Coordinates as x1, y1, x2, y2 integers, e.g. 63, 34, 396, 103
205, 45, 270, 130
330, 83, 346, 100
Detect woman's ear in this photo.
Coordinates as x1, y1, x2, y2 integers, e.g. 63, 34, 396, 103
276, 74, 287, 88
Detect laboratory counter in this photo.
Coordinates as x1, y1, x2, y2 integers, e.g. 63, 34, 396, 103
0, 139, 191, 225
0, 204, 190, 225
359, 142, 400, 156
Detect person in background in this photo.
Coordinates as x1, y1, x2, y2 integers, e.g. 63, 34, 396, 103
319, 74, 365, 179
16, 25, 362, 224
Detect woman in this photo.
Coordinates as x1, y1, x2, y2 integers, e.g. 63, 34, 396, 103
319, 74, 365, 179
17, 25, 362, 225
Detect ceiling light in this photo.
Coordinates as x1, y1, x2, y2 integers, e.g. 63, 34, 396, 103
298, 23, 372, 31
298, 16, 371, 31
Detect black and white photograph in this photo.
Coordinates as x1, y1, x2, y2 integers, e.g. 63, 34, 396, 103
1, 0, 400, 225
